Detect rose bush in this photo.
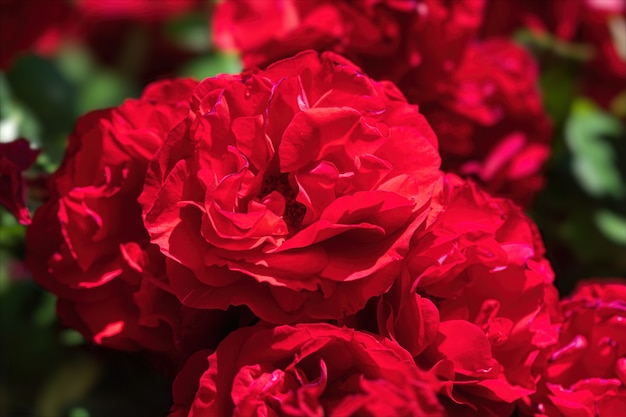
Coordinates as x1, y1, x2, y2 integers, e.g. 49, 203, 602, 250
170, 323, 445, 417
520, 279, 626, 417
0, 138, 39, 225
25, 78, 222, 363
139, 50, 441, 323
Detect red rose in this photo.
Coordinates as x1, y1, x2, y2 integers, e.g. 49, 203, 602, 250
0, 138, 39, 225
139, 50, 441, 323
420, 40, 552, 206
0, 0, 68, 68
170, 323, 445, 417
520, 278, 626, 417
213, 0, 484, 103
25, 79, 202, 359
392, 174, 560, 415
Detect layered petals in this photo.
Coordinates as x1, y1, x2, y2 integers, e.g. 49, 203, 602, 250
140, 51, 441, 323
170, 323, 445, 417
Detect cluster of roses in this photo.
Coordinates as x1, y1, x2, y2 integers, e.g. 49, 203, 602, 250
1, 1, 624, 417
16, 49, 623, 416
212, 0, 625, 206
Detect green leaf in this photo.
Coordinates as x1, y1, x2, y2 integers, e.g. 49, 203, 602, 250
55, 44, 97, 86
6, 55, 77, 138
59, 329, 85, 347
178, 52, 242, 79
32, 292, 58, 327
595, 209, 626, 245
165, 12, 212, 53
68, 407, 90, 417
565, 98, 626, 199
77, 71, 135, 114
55, 43, 137, 114
0, 73, 41, 144
514, 28, 593, 61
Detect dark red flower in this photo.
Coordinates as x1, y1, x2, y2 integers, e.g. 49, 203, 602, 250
213, 0, 484, 103
140, 50, 441, 324
170, 323, 445, 417
0, 0, 207, 79
74, 0, 203, 21
0, 0, 68, 69
25, 79, 210, 361
419, 39, 552, 206
520, 278, 626, 417
0, 138, 39, 225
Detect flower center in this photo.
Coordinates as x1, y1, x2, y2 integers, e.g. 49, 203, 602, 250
260, 173, 306, 229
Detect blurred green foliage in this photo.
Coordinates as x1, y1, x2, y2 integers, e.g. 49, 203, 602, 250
511, 28, 626, 295
565, 98, 625, 199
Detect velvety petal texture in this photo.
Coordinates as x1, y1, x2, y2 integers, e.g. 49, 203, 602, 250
24, 79, 221, 363
403, 174, 560, 415
170, 323, 445, 417
519, 278, 626, 417
140, 51, 441, 323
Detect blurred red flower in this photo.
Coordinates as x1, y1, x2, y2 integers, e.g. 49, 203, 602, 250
0, 138, 39, 225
